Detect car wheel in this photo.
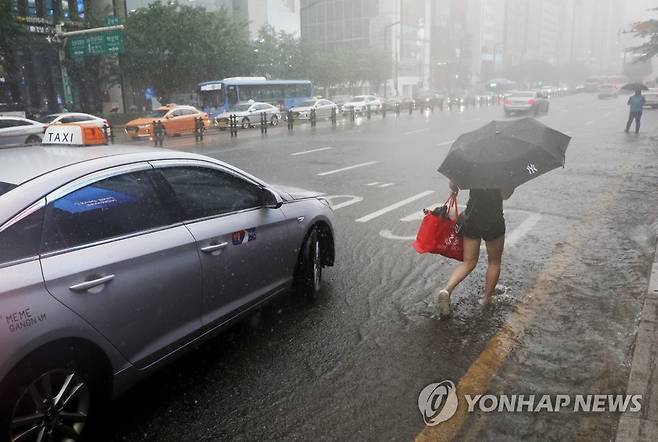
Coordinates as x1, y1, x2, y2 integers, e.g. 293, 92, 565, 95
241, 118, 251, 129
0, 345, 108, 442
270, 115, 279, 126
25, 135, 41, 145
294, 228, 322, 297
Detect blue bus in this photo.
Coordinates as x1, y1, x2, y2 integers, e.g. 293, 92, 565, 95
196, 77, 314, 118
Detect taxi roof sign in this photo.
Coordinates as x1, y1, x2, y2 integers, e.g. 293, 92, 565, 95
43, 124, 107, 146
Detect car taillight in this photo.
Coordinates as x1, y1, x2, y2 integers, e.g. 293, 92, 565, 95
528, 99, 535, 105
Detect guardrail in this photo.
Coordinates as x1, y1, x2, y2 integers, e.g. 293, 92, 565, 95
101, 90, 578, 146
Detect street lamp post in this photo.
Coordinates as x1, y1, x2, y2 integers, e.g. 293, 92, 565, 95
53, 24, 125, 109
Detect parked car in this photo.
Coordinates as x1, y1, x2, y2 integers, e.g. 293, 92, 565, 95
0, 142, 335, 441
503, 90, 549, 116
597, 84, 619, 99
643, 88, 658, 108
0, 116, 45, 147
124, 104, 210, 139
289, 98, 338, 120
341, 95, 382, 114
216, 101, 280, 129
384, 96, 415, 110
39, 112, 109, 129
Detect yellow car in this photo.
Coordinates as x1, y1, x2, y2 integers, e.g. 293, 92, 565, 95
124, 105, 209, 139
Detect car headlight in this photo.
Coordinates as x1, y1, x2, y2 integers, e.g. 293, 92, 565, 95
317, 196, 331, 208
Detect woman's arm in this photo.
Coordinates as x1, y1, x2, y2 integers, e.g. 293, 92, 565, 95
500, 186, 514, 200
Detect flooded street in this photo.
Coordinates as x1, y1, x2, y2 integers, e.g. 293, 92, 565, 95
97, 94, 658, 441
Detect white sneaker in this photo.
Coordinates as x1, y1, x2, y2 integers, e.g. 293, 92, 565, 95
438, 289, 451, 317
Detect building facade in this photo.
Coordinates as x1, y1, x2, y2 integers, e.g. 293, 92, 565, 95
127, 0, 301, 38
1, 0, 126, 116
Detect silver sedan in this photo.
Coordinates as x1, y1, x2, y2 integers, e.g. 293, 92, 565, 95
0, 145, 335, 440
289, 98, 338, 120
0, 116, 45, 147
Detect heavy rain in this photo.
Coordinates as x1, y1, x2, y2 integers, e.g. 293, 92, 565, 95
1, 1, 658, 441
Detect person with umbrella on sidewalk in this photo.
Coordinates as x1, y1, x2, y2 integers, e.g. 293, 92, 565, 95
434, 118, 571, 317
624, 85, 647, 134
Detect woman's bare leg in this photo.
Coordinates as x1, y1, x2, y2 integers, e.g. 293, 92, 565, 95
484, 235, 505, 298
444, 236, 481, 293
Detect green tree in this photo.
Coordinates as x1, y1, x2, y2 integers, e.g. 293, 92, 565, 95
253, 25, 304, 79
628, 9, 658, 61
122, 1, 252, 100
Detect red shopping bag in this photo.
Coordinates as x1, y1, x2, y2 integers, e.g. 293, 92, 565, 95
412, 194, 464, 261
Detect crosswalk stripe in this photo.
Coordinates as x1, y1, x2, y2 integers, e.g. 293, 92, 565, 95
317, 161, 378, 176
355, 191, 435, 223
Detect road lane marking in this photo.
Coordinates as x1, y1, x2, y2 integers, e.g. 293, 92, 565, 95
317, 161, 378, 176
505, 213, 541, 247
378, 183, 395, 188
324, 195, 364, 210
356, 191, 435, 223
290, 147, 333, 156
415, 163, 632, 442
367, 182, 380, 186
437, 139, 455, 147
404, 128, 430, 135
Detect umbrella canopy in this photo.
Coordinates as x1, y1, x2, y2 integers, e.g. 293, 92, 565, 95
438, 118, 571, 189
621, 83, 649, 91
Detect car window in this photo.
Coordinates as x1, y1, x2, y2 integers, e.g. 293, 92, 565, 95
0, 119, 30, 128
0, 181, 17, 196
170, 110, 182, 117
41, 170, 173, 253
0, 206, 44, 264
182, 108, 197, 115
158, 166, 264, 220
60, 116, 81, 123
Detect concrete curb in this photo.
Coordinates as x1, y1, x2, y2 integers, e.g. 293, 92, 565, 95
615, 239, 658, 442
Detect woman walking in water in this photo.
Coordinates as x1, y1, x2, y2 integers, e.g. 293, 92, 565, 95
436, 180, 514, 317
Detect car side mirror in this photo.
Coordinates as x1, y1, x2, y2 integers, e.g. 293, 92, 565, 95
261, 187, 283, 209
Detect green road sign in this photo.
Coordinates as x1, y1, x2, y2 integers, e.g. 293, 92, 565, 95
104, 16, 124, 26
68, 31, 124, 57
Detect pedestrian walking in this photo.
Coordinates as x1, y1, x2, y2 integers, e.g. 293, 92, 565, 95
429, 118, 571, 317
434, 182, 513, 316
625, 90, 645, 134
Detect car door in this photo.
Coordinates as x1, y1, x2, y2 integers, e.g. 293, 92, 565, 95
39, 164, 204, 368
180, 108, 198, 133
0, 119, 31, 146
165, 109, 183, 134
153, 161, 296, 326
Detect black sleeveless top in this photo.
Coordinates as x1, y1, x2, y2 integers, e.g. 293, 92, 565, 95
464, 189, 503, 227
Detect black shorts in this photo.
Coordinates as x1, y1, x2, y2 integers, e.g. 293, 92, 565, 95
461, 216, 506, 242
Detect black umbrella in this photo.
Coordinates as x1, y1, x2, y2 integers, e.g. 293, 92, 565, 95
621, 83, 649, 91
438, 118, 571, 189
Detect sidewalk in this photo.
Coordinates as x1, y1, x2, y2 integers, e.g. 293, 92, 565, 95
616, 228, 658, 442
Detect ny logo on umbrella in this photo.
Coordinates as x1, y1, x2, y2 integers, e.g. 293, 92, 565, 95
526, 163, 538, 174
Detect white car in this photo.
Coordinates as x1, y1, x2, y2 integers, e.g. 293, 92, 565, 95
0, 116, 45, 147
39, 112, 109, 129
341, 95, 382, 114
643, 88, 658, 108
289, 98, 338, 120
216, 102, 281, 129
